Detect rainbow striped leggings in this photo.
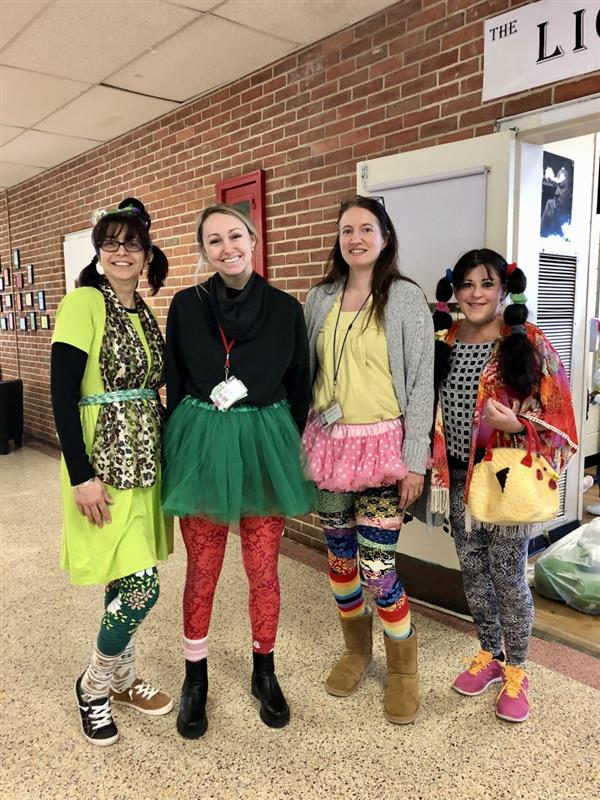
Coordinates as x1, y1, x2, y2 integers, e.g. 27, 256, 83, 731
317, 485, 411, 639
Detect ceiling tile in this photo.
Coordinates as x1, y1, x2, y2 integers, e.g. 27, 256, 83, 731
0, 125, 25, 147
36, 85, 178, 141
0, 0, 49, 49
0, 65, 90, 128
167, 0, 223, 10
0, 130, 102, 169
216, 0, 396, 43
0, 0, 200, 84
0, 161, 44, 189
107, 14, 296, 103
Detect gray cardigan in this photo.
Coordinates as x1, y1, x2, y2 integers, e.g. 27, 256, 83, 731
304, 279, 434, 475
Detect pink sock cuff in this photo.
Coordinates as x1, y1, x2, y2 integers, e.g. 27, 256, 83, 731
184, 636, 208, 662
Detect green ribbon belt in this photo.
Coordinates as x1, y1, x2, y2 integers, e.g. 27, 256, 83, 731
79, 388, 158, 406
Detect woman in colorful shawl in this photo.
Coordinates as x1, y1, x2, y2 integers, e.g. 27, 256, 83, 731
430, 248, 577, 724
51, 198, 174, 746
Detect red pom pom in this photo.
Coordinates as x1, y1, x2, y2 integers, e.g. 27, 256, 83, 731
506, 262, 517, 276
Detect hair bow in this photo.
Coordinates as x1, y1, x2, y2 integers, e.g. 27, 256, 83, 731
510, 292, 527, 304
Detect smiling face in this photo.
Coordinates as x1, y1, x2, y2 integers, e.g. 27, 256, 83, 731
455, 264, 506, 327
200, 212, 256, 288
97, 222, 150, 290
338, 206, 388, 274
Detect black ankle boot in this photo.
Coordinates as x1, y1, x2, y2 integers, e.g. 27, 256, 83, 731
176, 658, 208, 739
251, 652, 290, 728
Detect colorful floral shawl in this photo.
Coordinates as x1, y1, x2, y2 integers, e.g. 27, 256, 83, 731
430, 321, 578, 518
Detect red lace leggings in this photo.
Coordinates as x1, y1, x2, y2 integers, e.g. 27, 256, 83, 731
179, 515, 285, 653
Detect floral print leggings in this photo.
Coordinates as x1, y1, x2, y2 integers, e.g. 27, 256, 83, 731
180, 515, 285, 654
97, 567, 160, 656
450, 471, 533, 666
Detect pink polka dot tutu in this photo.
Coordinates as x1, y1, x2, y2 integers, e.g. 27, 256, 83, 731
302, 411, 408, 492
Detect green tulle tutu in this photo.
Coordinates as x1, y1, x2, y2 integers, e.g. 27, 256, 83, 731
162, 396, 315, 522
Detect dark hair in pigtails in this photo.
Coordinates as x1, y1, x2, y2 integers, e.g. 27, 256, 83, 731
433, 275, 453, 394
79, 196, 168, 295
448, 248, 542, 398
434, 249, 543, 398
147, 245, 168, 296
497, 265, 541, 398
78, 254, 102, 289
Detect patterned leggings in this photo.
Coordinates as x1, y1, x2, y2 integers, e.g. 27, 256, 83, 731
97, 568, 160, 656
450, 472, 533, 666
180, 515, 285, 654
317, 486, 411, 639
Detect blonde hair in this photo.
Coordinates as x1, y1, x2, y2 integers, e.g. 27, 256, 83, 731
196, 203, 259, 253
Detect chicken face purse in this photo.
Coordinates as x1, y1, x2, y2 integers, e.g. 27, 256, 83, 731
467, 417, 560, 526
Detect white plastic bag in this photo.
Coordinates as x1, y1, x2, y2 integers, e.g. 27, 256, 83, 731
534, 519, 600, 615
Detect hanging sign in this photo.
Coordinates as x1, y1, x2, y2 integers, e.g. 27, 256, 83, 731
482, 0, 600, 102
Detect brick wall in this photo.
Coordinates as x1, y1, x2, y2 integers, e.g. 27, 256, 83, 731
1, 0, 598, 548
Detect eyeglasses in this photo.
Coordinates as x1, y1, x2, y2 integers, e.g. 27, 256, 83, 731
100, 238, 144, 253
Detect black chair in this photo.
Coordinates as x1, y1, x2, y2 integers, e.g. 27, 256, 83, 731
0, 379, 23, 454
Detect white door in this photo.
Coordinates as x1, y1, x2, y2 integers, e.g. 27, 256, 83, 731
356, 128, 584, 577
63, 228, 94, 294
357, 130, 517, 303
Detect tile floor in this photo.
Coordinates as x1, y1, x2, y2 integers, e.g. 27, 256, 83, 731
1, 447, 598, 800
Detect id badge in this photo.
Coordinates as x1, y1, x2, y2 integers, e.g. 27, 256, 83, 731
210, 376, 248, 411
319, 401, 343, 428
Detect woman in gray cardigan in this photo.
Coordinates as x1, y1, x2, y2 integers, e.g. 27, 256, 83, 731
302, 195, 434, 724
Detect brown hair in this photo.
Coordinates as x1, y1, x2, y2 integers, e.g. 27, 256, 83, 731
318, 195, 417, 325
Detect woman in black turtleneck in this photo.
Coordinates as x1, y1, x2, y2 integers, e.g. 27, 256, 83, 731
162, 204, 314, 739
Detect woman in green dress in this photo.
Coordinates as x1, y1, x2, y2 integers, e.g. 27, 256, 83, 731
51, 198, 173, 746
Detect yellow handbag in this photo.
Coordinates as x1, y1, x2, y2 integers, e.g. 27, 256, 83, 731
467, 418, 560, 526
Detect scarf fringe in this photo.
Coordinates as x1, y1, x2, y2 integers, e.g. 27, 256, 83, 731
430, 486, 449, 516
466, 506, 536, 538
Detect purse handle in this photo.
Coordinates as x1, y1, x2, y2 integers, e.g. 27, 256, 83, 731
483, 416, 541, 468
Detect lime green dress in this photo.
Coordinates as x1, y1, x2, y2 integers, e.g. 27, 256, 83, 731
52, 287, 173, 586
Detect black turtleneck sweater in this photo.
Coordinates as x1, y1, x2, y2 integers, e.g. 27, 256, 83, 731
166, 278, 310, 433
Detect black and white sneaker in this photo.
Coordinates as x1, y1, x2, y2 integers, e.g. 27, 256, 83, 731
75, 675, 119, 746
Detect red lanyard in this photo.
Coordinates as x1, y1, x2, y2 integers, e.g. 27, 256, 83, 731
218, 325, 235, 380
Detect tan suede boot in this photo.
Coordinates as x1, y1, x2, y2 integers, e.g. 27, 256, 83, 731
383, 626, 419, 724
325, 609, 373, 697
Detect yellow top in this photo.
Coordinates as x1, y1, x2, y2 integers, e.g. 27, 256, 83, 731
312, 298, 401, 424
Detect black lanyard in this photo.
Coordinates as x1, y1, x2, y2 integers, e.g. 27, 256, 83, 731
331, 286, 371, 398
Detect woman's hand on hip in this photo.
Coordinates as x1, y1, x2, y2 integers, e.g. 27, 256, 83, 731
398, 472, 424, 509
73, 478, 113, 528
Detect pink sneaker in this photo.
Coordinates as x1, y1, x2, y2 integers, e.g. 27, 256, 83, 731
452, 650, 504, 696
496, 665, 530, 722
